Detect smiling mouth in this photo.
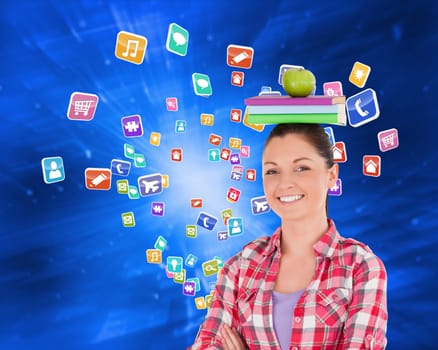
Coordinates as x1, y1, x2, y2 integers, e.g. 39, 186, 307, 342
278, 195, 304, 203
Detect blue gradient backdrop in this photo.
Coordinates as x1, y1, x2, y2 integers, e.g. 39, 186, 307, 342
1, 1, 437, 349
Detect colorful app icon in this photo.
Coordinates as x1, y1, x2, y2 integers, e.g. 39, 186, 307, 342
151, 202, 165, 216
363, 155, 381, 177
230, 109, 242, 123
134, 153, 146, 167
208, 149, 220, 162
231, 171, 242, 181
195, 297, 206, 309
121, 212, 135, 227
154, 235, 167, 251
161, 174, 169, 188
328, 178, 342, 196
171, 148, 183, 162
228, 217, 243, 237
192, 73, 212, 96
175, 120, 187, 133
323, 81, 343, 96
278, 64, 304, 85
67, 92, 99, 121
166, 23, 189, 56
209, 133, 222, 146
116, 179, 129, 194
186, 225, 197, 238
231, 71, 244, 87
378, 128, 399, 152
183, 281, 196, 296
227, 187, 241, 203
346, 88, 380, 127
146, 249, 162, 264
124, 143, 135, 158
111, 159, 131, 176
251, 196, 271, 215
85, 168, 111, 190
229, 137, 242, 149
185, 254, 198, 267
128, 185, 140, 199
220, 148, 231, 161
246, 169, 256, 181
166, 97, 178, 111
243, 107, 265, 132
349, 61, 371, 88
200, 113, 214, 126
221, 208, 233, 225
205, 294, 213, 307
196, 212, 218, 231
121, 114, 144, 137
332, 142, 347, 163
167, 256, 183, 273
230, 154, 240, 165
41, 156, 65, 184
202, 259, 219, 277
150, 132, 161, 146
324, 127, 335, 145
173, 270, 186, 284
227, 45, 254, 69
190, 198, 203, 208
115, 31, 147, 65
217, 231, 228, 241
240, 145, 250, 158
138, 173, 163, 196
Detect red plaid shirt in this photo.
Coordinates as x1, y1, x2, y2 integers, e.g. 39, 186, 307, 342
190, 220, 387, 349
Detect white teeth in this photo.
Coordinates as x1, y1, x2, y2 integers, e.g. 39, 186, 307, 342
279, 195, 303, 203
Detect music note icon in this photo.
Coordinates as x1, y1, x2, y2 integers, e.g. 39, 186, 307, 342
122, 39, 139, 58
115, 31, 148, 65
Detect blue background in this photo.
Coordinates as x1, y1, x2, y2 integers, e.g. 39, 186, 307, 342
1, 1, 437, 349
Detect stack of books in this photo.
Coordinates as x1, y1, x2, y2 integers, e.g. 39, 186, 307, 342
244, 95, 346, 126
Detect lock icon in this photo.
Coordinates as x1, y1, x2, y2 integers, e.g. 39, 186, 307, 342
227, 187, 241, 203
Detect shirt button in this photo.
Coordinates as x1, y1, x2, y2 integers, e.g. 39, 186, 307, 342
294, 316, 301, 323
292, 347, 299, 350
366, 334, 374, 341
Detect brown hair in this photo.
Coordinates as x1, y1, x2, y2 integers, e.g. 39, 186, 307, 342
264, 123, 334, 169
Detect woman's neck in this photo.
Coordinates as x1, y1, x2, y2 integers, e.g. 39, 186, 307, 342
280, 214, 329, 257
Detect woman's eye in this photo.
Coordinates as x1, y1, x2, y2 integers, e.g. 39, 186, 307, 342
265, 169, 278, 175
296, 166, 310, 172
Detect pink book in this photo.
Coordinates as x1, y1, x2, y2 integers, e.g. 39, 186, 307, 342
244, 95, 345, 106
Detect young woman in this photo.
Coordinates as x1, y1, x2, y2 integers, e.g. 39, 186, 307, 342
190, 123, 388, 350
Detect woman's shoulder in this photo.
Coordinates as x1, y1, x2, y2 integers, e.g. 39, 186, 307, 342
337, 235, 385, 269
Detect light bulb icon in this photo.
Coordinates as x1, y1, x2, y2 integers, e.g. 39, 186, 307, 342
171, 259, 178, 271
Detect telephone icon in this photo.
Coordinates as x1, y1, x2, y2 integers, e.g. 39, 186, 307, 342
354, 98, 369, 117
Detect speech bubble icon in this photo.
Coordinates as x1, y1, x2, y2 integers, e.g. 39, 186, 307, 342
197, 78, 209, 89
173, 32, 186, 46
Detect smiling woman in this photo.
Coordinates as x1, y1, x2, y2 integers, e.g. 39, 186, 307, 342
189, 123, 388, 350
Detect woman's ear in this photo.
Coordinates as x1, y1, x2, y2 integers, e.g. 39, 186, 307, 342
327, 163, 339, 188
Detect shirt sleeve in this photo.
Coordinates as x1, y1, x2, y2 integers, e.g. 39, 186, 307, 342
340, 252, 388, 350
190, 254, 242, 350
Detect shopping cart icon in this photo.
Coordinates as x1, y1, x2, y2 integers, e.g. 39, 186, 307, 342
378, 128, 399, 152
67, 92, 99, 121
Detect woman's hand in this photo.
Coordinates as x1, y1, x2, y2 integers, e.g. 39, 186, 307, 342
220, 324, 247, 350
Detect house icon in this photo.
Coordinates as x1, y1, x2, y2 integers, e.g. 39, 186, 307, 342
365, 160, 377, 174
333, 146, 343, 160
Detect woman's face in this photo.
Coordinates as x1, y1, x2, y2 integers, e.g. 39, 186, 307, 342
262, 133, 338, 222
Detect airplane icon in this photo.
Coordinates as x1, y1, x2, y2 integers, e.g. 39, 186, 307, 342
251, 196, 271, 215
138, 174, 163, 196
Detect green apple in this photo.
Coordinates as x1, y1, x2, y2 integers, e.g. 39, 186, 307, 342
282, 68, 316, 97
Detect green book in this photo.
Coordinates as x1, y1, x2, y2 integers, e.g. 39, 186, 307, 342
246, 112, 346, 126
